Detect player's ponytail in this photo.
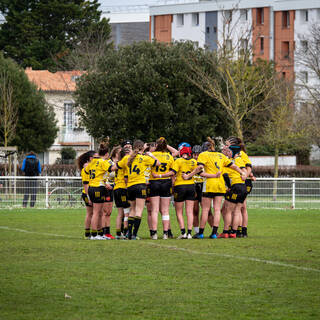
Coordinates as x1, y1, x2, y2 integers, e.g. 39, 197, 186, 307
127, 140, 144, 167
207, 137, 215, 151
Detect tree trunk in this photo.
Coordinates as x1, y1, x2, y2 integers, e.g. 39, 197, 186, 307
273, 145, 279, 201
234, 117, 243, 141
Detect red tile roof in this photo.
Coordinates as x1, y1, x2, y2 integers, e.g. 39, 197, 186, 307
25, 68, 83, 92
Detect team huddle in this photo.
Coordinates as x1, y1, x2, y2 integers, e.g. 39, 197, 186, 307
77, 136, 255, 240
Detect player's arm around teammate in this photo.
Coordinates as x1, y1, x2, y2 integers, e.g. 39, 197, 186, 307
149, 138, 175, 240
154, 143, 196, 239
194, 138, 245, 239
116, 140, 160, 239
219, 144, 247, 238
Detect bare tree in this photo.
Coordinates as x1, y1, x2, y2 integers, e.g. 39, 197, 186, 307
185, 8, 276, 140
0, 70, 18, 147
295, 22, 320, 147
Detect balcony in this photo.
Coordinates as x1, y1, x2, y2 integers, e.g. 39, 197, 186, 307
58, 126, 91, 144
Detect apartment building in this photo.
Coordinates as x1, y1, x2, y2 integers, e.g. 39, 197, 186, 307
150, 0, 320, 82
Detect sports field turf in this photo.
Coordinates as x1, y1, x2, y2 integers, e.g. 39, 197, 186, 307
0, 208, 319, 320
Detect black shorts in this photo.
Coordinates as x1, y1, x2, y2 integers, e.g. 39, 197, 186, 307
114, 188, 130, 209
127, 183, 147, 201
88, 186, 107, 203
225, 184, 247, 204
146, 183, 151, 203
104, 185, 114, 203
81, 193, 92, 207
173, 184, 196, 202
194, 183, 203, 202
202, 192, 225, 198
150, 179, 172, 198
245, 179, 253, 195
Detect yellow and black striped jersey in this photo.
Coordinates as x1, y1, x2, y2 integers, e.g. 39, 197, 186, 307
150, 151, 174, 181
85, 157, 112, 187
223, 156, 246, 186
171, 157, 197, 186
81, 167, 89, 194
117, 154, 157, 188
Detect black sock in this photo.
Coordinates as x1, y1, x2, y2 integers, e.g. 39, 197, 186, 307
211, 226, 218, 235
199, 228, 204, 235
242, 227, 247, 235
181, 228, 185, 235
223, 229, 228, 234
128, 217, 134, 235
133, 217, 142, 236
150, 229, 153, 236
91, 230, 97, 237
133, 216, 142, 236
231, 228, 237, 234
103, 227, 107, 234
121, 222, 124, 233
168, 229, 173, 236
163, 230, 168, 235
85, 229, 90, 237
187, 229, 192, 235
236, 226, 242, 235
116, 229, 121, 236
123, 227, 128, 235
98, 229, 103, 236
106, 226, 110, 234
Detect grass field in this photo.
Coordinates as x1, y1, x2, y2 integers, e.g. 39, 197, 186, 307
1, 208, 320, 320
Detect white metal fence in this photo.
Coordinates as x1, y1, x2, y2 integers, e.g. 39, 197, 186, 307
0, 176, 319, 209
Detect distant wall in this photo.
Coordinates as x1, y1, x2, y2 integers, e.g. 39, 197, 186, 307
111, 22, 149, 46
251, 156, 296, 167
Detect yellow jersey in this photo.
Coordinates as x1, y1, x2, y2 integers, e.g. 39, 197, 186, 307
86, 157, 112, 187
114, 166, 128, 190
117, 154, 157, 188
197, 151, 232, 194
240, 151, 252, 167
149, 151, 174, 181
81, 167, 90, 194
223, 156, 246, 186
171, 157, 198, 186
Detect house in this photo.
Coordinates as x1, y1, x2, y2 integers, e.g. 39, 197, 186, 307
25, 68, 94, 165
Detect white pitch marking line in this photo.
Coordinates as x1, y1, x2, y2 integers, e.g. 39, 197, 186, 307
0, 226, 76, 239
144, 242, 320, 273
1, 226, 319, 273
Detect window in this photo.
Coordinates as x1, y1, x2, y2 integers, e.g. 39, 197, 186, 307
239, 38, 248, 55
301, 10, 308, 22
64, 102, 75, 129
260, 37, 264, 53
226, 39, 232, 51
225, 10, 232, 23
282, 41, 290, 59
206, 26, 210, 33
257, 8, 264, 25
301, 71, 308, 83
240, 9, 248, 21
177, 14, 184, 26
213, 26, 217, 33
282, 72, 286, 79
282, 11, 290, 28
192, 13, 199, 26
301, 40, 308, 52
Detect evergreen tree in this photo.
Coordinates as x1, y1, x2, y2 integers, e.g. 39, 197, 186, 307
0, 0, 111, 70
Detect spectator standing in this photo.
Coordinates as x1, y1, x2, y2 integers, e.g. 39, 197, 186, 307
22, 152, 41, 207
